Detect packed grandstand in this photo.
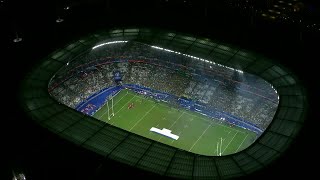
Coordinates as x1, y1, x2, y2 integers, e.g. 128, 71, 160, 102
48, 41, 279, 132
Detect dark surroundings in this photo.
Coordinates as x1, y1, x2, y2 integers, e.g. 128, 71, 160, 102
2, 0, 319, 179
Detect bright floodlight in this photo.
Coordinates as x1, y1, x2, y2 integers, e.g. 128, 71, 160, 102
92, 41, 128, 50
56, 18, 64, 23
151, 45, 244, 73
13, 37, 22, 43
12, 170, 26, 180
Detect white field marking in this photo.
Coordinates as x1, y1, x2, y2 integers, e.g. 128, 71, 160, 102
134, 94, 245, 135
158, 111, 185, 141
135, 95, 167, 107
129, 105, 156, 131
171, 132, 182, 144
236, 133, 249, 153
149, 123, 160, 135
216, 142, 219, 156
185, 111, 245, 135
222, 131, 239, 154
213, 137, 225, 154
99, 92, 128, 118
188, 122, 212, 152
214, 143, 218, 155
107, 95, 136, 123
224, 130, 231, 133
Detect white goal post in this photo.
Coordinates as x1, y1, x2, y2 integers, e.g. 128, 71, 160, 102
106, 94, 115, 120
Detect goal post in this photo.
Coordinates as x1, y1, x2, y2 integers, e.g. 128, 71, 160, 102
111, 95, 115, 116
106, 94, 116, 120
106, 100, 110, 120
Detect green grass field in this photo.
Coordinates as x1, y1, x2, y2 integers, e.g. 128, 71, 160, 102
93, 89, 257, 156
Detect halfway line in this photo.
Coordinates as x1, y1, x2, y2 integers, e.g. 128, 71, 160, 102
129, 105, 156, 131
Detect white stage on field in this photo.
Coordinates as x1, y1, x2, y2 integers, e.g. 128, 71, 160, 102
150, 127, 179, 140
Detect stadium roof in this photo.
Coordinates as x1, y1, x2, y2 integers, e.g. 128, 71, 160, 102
19, 28, 306, 179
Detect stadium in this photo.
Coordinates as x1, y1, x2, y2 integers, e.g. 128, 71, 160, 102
19, 28, 306, 179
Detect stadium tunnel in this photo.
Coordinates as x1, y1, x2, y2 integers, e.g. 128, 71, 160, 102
19, 28, 307, 179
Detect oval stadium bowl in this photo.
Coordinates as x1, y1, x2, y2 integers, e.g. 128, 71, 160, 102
20, 28, 306, 179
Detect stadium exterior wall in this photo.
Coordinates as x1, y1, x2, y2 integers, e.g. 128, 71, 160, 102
20, 28, 307, 179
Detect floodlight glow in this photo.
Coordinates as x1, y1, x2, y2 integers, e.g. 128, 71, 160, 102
13, 37, 22, 43
56, 18, 64, 23
92, 41, 128, 50
150, 45, 244, 73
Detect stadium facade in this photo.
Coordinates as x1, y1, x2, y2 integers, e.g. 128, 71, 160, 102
19, 28, 306, 179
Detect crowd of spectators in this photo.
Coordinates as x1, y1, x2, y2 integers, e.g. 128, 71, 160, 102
49, 41, 279, 130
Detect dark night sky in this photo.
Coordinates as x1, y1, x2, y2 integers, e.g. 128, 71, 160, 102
3, 0, 319, 179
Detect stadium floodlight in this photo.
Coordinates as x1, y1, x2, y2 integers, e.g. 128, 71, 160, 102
56, 17, 64, 23
13, 37, 22, 43
13, 32, 22, 43
92, 41, 128, 50
12, 170, 26, 180
151, 46, 243, 73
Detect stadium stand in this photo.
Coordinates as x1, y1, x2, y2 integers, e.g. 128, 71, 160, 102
21, 28, 306, 180
49, 41, 278, 131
